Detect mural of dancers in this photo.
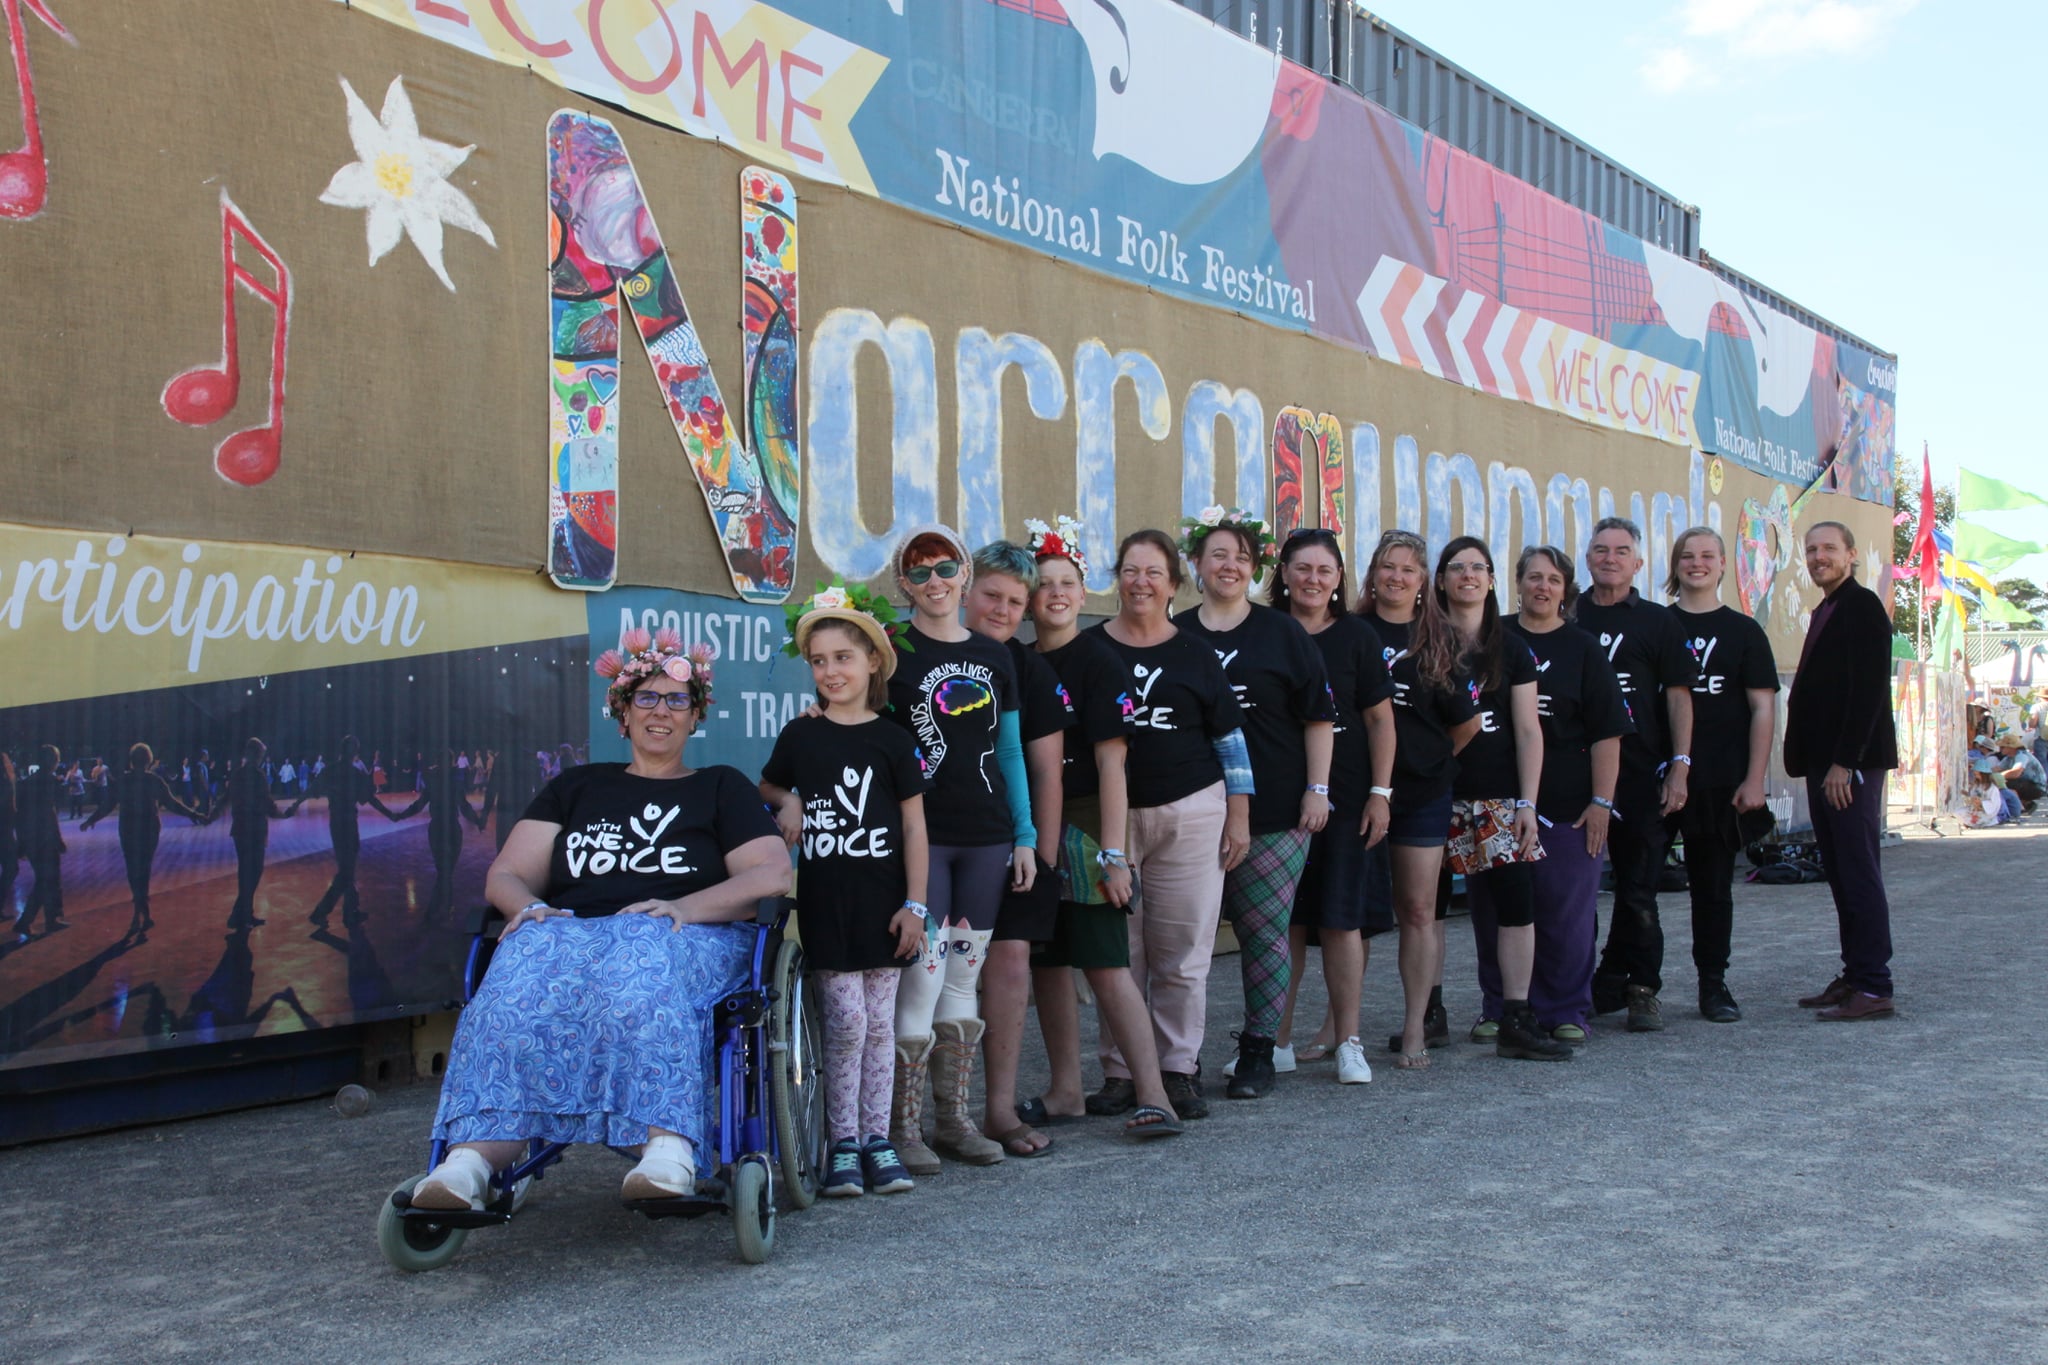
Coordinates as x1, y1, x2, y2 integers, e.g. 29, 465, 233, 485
208, 738, 288, 930
78, 743, 210, 937
0, 752, 18, 924
285, 735, 397, 933
385, 749, 484, 924
13, 745, 67, 938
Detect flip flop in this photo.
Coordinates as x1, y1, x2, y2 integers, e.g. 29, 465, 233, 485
1293, 1042, 1338, 1063
987, 1125, 1055, 1158
1393, 1050, 1432, 1071
1015, 1096, 1085, 1128
1123, 1105, 1184, 1139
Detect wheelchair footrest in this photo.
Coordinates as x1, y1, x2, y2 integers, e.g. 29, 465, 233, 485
392, 1190, 515, 1230
624, 1177, 728, 1220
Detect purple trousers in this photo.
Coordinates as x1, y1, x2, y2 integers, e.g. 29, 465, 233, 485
1500, 819, 1602, 1030
1806, 770, 1894, 997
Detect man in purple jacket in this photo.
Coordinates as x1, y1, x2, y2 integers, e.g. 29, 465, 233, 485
1782, 522, 1899, 1020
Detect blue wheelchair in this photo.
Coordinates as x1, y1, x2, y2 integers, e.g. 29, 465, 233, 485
377, 897, 828, 1269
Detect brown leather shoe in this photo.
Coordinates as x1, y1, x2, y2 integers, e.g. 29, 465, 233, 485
1797, 977, 1853, 1009
1816, 992, 1895, 1021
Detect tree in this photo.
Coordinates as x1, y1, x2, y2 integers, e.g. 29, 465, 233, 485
1893, 471, 1955, 640
1994, 577, 2048, 625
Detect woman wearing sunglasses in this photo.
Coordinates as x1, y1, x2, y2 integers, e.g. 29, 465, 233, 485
1174, 510, 1336, 1100
881, 524, 1037, 1171
1358, 530, 1481, 1070
1436, 537, 1572, 1062
1506, 546, 1632, 1047
411, 630, 790, 1211
1268, 527, 1395, 1086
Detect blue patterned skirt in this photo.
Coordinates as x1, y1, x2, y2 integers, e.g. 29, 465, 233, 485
432, 915, 755, 1153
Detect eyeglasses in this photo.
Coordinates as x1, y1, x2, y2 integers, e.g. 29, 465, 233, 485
630, 689, 695, 711
1443, 560, 1492, 576
1284, 527, 1337, 544
905, 560, 963, 584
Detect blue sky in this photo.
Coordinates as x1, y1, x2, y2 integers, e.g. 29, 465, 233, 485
1362, 0, 2048, 572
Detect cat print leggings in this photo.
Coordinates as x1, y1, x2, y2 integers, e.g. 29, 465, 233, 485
815, 968, 901, 1144
894, 842, 1008, 1039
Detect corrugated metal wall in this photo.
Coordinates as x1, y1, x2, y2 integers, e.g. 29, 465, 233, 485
1170, 0, 1700, 258
1166, 1, 1890, 357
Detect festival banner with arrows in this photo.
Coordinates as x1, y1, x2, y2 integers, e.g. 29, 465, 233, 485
341, 0, 1893, 498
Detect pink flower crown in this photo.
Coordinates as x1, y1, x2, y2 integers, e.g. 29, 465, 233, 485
1025, 514, 1089, 580
593, 627, 717, 720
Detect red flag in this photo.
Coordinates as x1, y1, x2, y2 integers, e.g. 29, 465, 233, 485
1911, 443, 1941, 590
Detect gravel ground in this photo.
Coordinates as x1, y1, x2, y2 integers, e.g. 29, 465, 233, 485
3, 825, 2043, 1363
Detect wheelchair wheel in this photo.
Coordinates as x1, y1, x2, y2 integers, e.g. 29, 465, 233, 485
377, 1175, 469, 1273
769, 939, 828, 1211
731, 1154, 775, 1264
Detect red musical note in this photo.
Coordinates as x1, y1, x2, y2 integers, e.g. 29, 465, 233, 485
0, 0, 74, 221
162, 193, 292, 486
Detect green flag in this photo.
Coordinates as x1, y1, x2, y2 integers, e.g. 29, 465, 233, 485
1978, 591, 2038, 626
1951, 520, 2045, 575
1930, 593, 1966, 670
1958, 467, 2048, 513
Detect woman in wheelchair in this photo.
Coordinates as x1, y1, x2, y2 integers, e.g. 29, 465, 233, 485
411, 628, 791, 1211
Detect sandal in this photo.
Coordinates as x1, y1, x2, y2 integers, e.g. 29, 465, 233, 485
1293, 1041, 1337, 1064
1015, 1096, 1085, 1127
1085, 1077, 1137, 1115
986, 1125, 1055, 1158
1123, 1105, 1184, 1140
1393, 1049, 1432, 1070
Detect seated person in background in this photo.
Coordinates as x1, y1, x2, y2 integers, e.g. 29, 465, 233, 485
1995, 734, 2044, 812
1959, 759, 2014, 828
411, 630, 791, 1210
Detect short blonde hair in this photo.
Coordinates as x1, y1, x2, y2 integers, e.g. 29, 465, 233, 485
1664, 526, 1726, 596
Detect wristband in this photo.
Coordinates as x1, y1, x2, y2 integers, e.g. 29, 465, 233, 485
1369, 786, 1394, 799
901, 900, 931, 922
1096, 848, 1129, 868
519, 900, 551, 916
1306, 784, 1330, 796
1514, 799, 1534, 810
1670, 754, 1692, 767
1591, 796, 1616, 811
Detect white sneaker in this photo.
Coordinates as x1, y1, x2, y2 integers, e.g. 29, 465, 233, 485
413, 1147, 492, 1211
1225, 1043, 1297, 1080
622, 1133, 696, 1199
1336, 1037, 1373, 1085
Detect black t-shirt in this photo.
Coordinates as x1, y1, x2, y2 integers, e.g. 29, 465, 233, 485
1305, 614, 1395, 812
316, 763, 381, 835
885, 624, 1020, 847
762, 716, 929, 972
521, 764, 777, 918
1039, 631, 1135, 802
1572, 590, 1698, 784
1671, 604, 1782, 790
1451, 635, 1541, 801
1173, 604, 1337, 833
1359, 611, 1479, 813
1089, 624, 1245, 810
1004, 635, 1077, 744
1507, 620, 1635, 824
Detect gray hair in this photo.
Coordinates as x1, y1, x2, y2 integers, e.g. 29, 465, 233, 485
1590, 516, 1641, 546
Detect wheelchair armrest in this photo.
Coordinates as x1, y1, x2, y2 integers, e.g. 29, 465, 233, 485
754, 895, 794, 928
468, 903, 508, 940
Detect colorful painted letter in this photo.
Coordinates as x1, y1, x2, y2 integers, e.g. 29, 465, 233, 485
1272, 407, 1345, 541
546, 110, 799, 599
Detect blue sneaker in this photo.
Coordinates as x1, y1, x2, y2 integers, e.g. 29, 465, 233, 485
860, 1135, 915, 1194
822, 1138, 865, 1198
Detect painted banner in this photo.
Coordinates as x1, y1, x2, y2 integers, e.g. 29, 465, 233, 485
343, 0, 1892, 499
548, 113, 801, 599
0, 526, 813, 1072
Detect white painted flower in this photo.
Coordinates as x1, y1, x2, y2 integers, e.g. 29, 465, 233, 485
813, 586, 852, 611
319, 75, 496, 292
1197, 505, 1226, 527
